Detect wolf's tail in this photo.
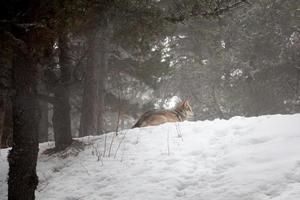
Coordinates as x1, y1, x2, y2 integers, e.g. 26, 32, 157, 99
131, 110, 153, 128
131, 120, 140, 128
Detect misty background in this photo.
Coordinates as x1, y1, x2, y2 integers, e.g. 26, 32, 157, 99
1, 0, 299, 146
1, 1, 300, 199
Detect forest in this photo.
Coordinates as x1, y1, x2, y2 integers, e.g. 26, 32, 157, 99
0, 0, 299, 199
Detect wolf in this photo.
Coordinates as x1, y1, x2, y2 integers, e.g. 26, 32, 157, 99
132, 100, 193, 128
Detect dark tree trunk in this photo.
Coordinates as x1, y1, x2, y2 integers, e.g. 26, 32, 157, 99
97, 38, 108, 134
0, 45, 13, 148
38, 98, 49, 143
0, 94, 6, 148
8, 50, 39, 200
52, 86, 72, 149
37, 79, 49, 143
80, 29, 110, 137
0, 95, 13, 148
79, 35, 99, 137
52, 34, 73, 149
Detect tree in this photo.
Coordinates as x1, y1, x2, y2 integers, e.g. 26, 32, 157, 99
51, 34, 73, 149
0, 41, 13, 148
157, 0, 299, 119
1, 24, 53, 200
1, 0, 84, 198
79, 32, 101, 136
8, 41, 40, 200
79, 0, 171, 136
37, 0, 89, 147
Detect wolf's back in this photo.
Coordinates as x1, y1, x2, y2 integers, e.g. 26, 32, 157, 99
132, 110, 181, 128
131, 110, 160, 128
132, 100, 192, 128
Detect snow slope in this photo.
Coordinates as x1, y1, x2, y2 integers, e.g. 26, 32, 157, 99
1, 114, 300, 200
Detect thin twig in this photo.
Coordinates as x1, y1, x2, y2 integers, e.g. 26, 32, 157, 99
114, 131, 128, 159
92, 143, 102, 162
115, 71, 122, 135
108, 133, 115, 157
175, 123, 183, 141
167, 130, 170, 156
103, 133, 107, 157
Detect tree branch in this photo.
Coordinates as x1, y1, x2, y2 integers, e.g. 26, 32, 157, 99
165, 0, 250, 23
0, 30, 27, 54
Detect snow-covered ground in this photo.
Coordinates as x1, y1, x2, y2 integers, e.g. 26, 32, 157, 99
1, 114, 300, 200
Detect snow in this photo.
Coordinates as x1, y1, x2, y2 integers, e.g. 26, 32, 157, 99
1, 114, 300, 200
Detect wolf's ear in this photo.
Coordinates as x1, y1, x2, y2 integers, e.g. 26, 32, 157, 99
182, 100, 188, 107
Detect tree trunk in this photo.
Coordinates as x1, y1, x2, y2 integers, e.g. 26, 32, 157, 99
97, 37, 108, 134
52, 86, 72, 149
38, 98, 49, 143
80, 23, 111, 137
52, 34, 73, 149
0, 95, 5, 148
8, 50, 39, 200
79, 34, 100, 137
37, 79, 49, 143
1, 95, 13, 148
0, 44, 13, 148
211, 85, 224, 119
0, 91, 13, 148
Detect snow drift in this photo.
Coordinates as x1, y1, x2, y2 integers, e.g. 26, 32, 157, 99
1, 114, 300, 200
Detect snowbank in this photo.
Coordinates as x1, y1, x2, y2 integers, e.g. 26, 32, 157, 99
1, 114, 300, 200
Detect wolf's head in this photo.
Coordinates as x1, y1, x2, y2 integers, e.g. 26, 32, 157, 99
176, 100, 193, 119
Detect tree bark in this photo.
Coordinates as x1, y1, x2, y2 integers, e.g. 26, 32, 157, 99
8, 50, 39, 200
